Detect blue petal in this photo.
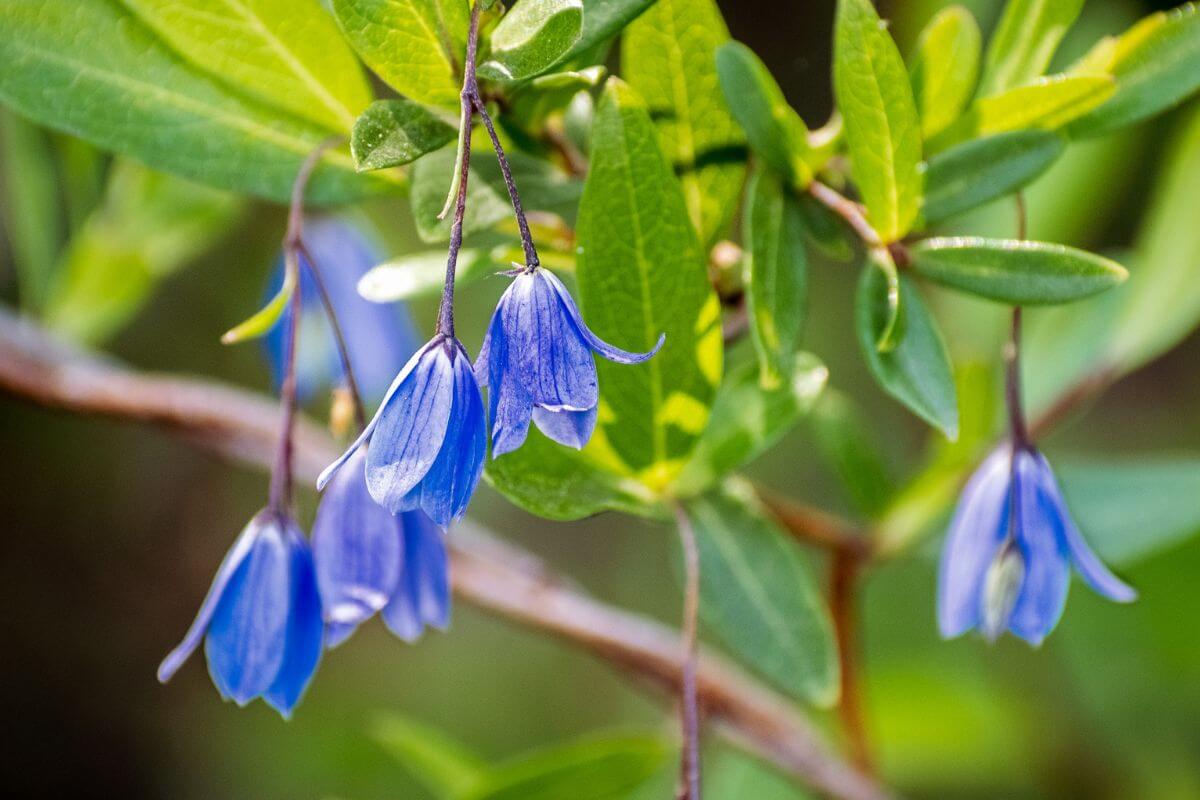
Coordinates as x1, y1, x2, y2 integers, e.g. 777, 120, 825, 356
532, 405, 597, 450
158, 515, 260, 683
312, 449, 402, 632
366, 339, 457, 512
484, 311, 534, 457
937, 448, 1011, 638
324, 622, 359, 649
541, 269, 664, 364
513, 272, 598, 410
265, 524, 324, 717
205, 514, 293, 705
382, 511, 450, 641
1008, 450, 1070, 645
416, 343, 486, 527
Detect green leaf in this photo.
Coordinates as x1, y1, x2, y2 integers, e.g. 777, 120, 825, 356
1069, 4, 1200, 138
676, 353, 828, 498
221, 262, 296, 344
560, 0, 655, 65
910, 237, 1128, 305
922, 130, 1065, 225
0, 110, 62, 313
0, 0, 393, 204
334, 0, 468, 108
716, 42, 812, 186
856, 268, 958, 438
976, 0, 1085, 97
686, 479, 839, 706
744, 171, 808, 387
807, 389, 894, 518
622, 0, 746, 244
909, 5, 982, 140
43, 162, 243, 344
796, 193, 853, 261
478, 0, 583, 83
357, 248, 491, 302
351, 99, 457, 171
1059, 457, 1200, 567
707, 751, 810, 800
373, 714, 489, 799
575, 79, 723, 489
119, 0, 372, 131
833, 0, 924, 243
461, 735, 669, 800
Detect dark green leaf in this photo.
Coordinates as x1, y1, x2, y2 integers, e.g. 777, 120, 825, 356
807, 389, 894, 517
351, 99, 457, 171
795, 193, 853, 261
744, 171, 808, 387
833, 0, 923, 242
373, 714, 489, 799
909, 5, 982, 140
910, 237, 1128, 305
119, 0, 372, 131
922, 130, 1065, 225
357, 248, 491, 302
575, 79, 723, 488
976, 0, 1085, 97
857, 268, 958, 438
676, 353, 828, 497
559, 0, 656, 65
0, 0, 394, 204
478, 0, 583, 83
716, 42, 811, 186
0, 110, 61, 312
334, 0, 468, 108
622, 0, 746, 243
686, 479, 839, 706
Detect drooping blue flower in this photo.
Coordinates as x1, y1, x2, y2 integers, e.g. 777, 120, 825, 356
318, 334, 486, 528
475, 267, 664, 457
938, 445, 1137, 645
312, 449, 449, 647
264, 218, 420, 402
158, 511, 323, 717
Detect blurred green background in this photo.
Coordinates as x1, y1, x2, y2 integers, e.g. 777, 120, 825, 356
3, 0, 1200, 798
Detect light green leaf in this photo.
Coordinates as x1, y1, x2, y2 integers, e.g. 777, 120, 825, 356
0, 110, 62, 313
856, 268, 958, 438
357, 248, 491, 302
221, 262, 296, 344
716, 42, 812, 186
461, 735, 669, 800
506, 66, 606, 129
334, 0, 468, 108
707, 751, 811, 800
937, 74, 1116, 148
478, 0, 583, 83
744, 171, 808, 387
977, 0, 1085, 97
351, 99, 457, 171
1069, 4, 1200, 138
922, 130, 1065, 225
911, 237, 1128, 305
622, 0, 746, 243
373, 714, 489, 799
560, 0, 655, 65
0, 0, 394, 204
909, 5, 981, 140
44, 162, 243, 344
676, 353, 828, 498
1059, 457, 1200, 567
807, 389, 894, 518
119, 0, 372, 131
575, 79, 723, 489
833, 0, 924, 243
686, 479, 839, 706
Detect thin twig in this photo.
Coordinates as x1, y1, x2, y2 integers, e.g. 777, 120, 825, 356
672, 502, 703, 800
758, 491, 871, 559
808, 180, 882, 248
830, 551, 873, 774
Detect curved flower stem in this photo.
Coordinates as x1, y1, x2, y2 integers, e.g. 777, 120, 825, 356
672, 502, 703, 800
473, 97, 540, 269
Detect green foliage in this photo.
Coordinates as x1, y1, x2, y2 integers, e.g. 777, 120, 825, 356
976, 0, 1084, 96
373, 715, 489, 798
622, 0, 745, 244
909, 6, 981, 140
0, 0, 395, 204
910, 238, 1128, 305
221, 261, 295, 344
357, 248, 491, 302
478, 0, 583, 83
807, 390, 894, 518
351, 99, 457, 171
686, 479, 839, 706
561, 0, 656, 65
834, 0, 924, 243
0, 110, 62, 312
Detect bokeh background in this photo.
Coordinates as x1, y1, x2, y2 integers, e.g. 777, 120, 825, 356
3, 0, 1200, 798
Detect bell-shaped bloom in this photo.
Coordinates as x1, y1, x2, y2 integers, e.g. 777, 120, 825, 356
318, 334, 486, 528
313, 449, 450, 647
475, 267, 663, 457
264, 218, 420, 402
938, 445, 1136, 645
158, 511, 323, 718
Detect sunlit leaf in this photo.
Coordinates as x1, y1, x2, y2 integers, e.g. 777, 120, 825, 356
976, 0, 1085, 97
478, 0, 583, 83
351, 99, 456, 171
909, 5, 981, 140
221, 259, 295, 344
373, 714, 489, 799
0, 110, 62, 312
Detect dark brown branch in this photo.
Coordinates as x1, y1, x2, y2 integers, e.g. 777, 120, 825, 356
830, 551, 873, 774
0, 310, 890, 800
758, 490, 872, 559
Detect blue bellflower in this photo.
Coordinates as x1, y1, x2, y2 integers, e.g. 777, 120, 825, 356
312, 449, 449, 647
476, 267, 663, 456
158, 511, 323, 717
318, 334, 486, 528
938, 445, 1136, 645
264, 218, 420, 402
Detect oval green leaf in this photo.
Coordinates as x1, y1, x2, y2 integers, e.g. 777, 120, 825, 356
478, 0, 584, 83
351, 98, 457, 171
221, 262, 296, 344
976, 0, 1085, 97
909, 5, 982, 140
